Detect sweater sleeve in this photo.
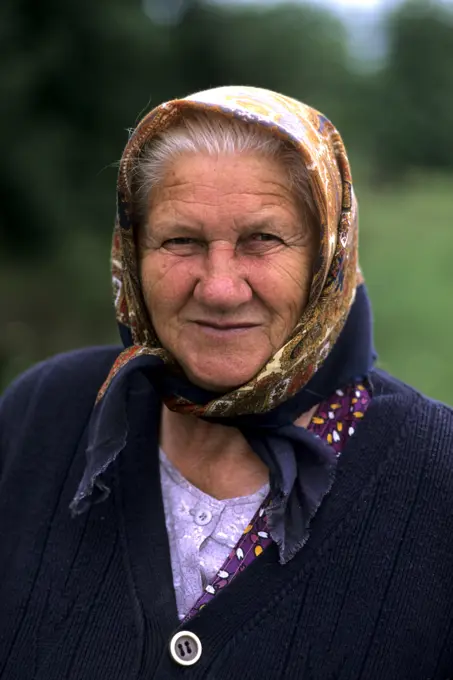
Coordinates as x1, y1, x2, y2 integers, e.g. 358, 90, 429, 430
0, 346, 121, 480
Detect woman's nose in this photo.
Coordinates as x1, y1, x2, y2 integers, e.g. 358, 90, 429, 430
193, 242, 252, 310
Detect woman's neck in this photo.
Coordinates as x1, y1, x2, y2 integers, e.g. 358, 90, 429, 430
159, 405, 316, 500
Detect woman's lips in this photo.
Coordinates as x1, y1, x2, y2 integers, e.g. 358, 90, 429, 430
192, 321, 259, 336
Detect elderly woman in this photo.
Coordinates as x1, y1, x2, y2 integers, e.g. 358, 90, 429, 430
1, 86, 453, 680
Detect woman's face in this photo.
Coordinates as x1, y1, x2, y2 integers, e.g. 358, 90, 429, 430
139, 152, 316, 392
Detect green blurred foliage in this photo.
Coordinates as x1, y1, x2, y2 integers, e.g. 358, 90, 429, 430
373, 0, 453, 178
1, 0, 453, 403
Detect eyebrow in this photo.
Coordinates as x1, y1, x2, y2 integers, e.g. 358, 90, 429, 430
149, 221, 203, 235
150, 218, 291, 236
238, 219, 288, 233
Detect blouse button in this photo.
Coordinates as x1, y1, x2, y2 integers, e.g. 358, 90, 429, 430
169, 631, 202, 666
193, 507, 213, 526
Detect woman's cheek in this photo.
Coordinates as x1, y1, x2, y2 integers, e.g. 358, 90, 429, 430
146, 257, 194, 310
253, 251, 311, 298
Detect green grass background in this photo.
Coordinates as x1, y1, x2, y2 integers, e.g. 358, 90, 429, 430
359, 173, 453, 404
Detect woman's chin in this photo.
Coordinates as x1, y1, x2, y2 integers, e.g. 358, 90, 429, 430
182, 359, 264, 393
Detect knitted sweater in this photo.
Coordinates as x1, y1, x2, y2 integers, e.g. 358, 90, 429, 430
1, 346, 453, 680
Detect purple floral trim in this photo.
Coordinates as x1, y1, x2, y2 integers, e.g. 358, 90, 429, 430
183, 381, 371, 621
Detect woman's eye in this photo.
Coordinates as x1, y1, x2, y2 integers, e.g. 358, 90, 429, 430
243, 232, 284, 250
251, 233, 281, 242
161, 237, 204, 253
164, 237, 195, 246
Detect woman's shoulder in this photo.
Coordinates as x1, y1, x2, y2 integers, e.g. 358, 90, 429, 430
0, 346, 122, 464
370, 367, 453, 417
363, 369, 453, 548
1, 345, 122, 409
368, 366, 453, 465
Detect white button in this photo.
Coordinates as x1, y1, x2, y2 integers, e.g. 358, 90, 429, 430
169, 631, 202, 666
193, 508, 212, 526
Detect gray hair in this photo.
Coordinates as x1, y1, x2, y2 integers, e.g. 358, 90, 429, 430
132, 110, 317, 226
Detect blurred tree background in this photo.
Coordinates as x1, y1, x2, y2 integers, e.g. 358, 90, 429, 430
1, 0, 453, 402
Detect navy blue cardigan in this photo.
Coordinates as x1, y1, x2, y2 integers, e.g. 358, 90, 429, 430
1, 347, 453, 680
